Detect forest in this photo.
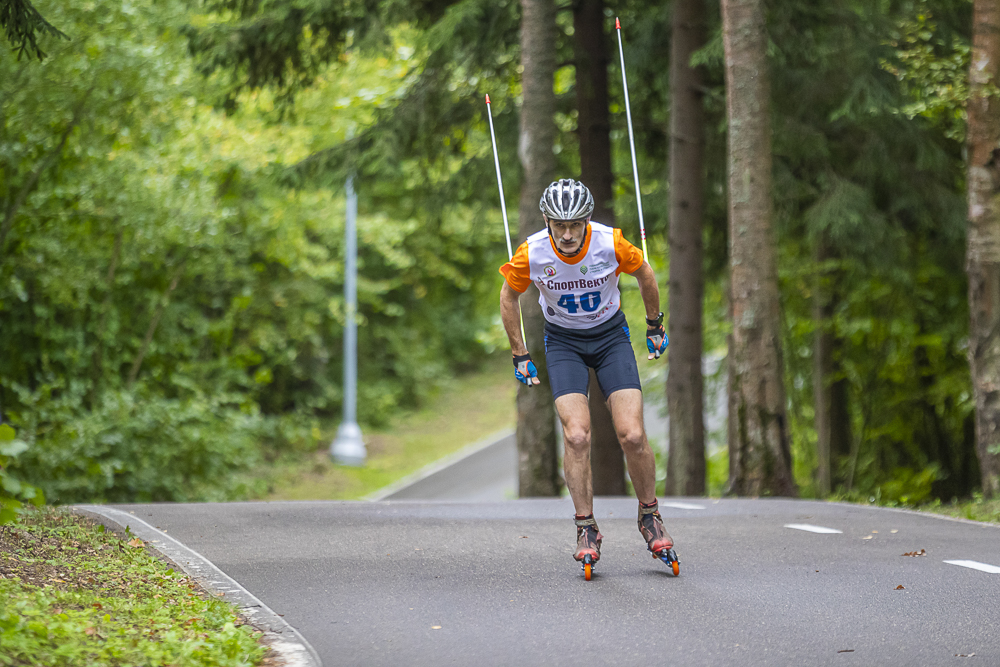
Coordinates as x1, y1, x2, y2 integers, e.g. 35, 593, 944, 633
1, 0, 998, 515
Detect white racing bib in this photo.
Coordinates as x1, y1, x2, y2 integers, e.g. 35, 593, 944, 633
527, 222, 625, 329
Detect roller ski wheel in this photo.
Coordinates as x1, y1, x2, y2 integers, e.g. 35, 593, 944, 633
654, 548, 680, 576
574, 515, 602, 581
638, 500, 678, 576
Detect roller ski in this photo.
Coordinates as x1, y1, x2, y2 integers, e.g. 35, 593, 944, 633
639, 500, 679, 576
574, 515, 603, 581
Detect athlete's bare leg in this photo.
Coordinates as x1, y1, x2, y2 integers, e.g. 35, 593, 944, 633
554, 393, 593, 516
606, 388, 657, 505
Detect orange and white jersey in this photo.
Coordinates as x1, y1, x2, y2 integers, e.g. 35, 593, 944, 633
499, 222, 644, 329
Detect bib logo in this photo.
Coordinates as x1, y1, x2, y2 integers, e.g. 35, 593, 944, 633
580, 265, 588, 275
588, 261, 611, 273
543, 265, 557, 277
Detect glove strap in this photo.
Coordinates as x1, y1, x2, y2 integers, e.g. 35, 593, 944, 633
645, 312, 664, 328
512, 353, 532, 366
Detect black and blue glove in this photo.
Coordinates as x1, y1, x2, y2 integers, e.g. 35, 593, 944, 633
646, 312, 668, 360
513, 353, 540, 385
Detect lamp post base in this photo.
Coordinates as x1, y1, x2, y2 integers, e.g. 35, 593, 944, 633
331, 421, 366, 466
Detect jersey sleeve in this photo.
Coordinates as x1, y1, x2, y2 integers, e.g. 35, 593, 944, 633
613, 228, 645, 275
499, 241, 532, 293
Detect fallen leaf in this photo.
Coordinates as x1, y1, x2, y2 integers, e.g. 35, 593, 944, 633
890, 529, 899, 534
872, 530, 879, 534
84, 627, 97, 636
92, 603, 103, 610
520, 536, 529, 539
862, 535, 874, 540
431, 626, 442, 630
127, 538, 144, 548
902, 549, 926, 557
838, 649, 854, 653
895, 585, 905, 590
955, 653, 976, 658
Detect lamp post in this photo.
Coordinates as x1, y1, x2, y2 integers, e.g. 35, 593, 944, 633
331, 175, 367, 466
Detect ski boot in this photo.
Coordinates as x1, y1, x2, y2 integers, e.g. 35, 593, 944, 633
574, 514, 603, 581
638, 500, 679, 576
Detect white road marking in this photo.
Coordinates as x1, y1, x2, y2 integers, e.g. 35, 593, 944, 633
783, 524, 843, 534
944, 560, 1000, 574
659, 502, 706, 510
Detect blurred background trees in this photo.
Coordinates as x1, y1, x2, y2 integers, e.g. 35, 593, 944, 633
0, 0, 993, 506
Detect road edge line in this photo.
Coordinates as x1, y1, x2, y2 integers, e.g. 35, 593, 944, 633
71, 505, 322, 667
819, 500, 1000, 530
364, 427, 515, 501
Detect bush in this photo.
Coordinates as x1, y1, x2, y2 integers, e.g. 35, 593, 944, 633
12, 390, 267, 504
0, 424, 44, 525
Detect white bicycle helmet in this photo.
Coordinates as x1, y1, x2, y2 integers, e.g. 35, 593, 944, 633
539, 179, 594, 221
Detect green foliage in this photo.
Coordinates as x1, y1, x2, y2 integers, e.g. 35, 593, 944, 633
881, 4, 973, 142
0, 0, 988, 506
0, 424, 44, 525
0, 509, 264, 666
1, 0, 507, 503
767, 0, 975, 501
0, 0, 68, 60
11, 389, 265, 504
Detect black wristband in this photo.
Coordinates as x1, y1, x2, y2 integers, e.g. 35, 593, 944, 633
645, 312, 664, 328
512, 353, 532, 366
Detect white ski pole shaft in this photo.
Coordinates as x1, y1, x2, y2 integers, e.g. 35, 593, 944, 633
486, 94, 527, 346
486, 95, 515, 261
615, 17, 649, 261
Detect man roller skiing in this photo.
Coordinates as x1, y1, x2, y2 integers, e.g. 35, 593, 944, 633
498, 178, 675, 574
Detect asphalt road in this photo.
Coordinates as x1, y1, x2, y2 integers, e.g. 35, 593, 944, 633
105, 498, 1000, 667
376, 433, 518, 501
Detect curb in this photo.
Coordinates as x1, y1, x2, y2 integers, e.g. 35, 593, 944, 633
72, 505, 322, 667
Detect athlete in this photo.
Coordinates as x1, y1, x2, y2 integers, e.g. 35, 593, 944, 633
498, 178, 673, 570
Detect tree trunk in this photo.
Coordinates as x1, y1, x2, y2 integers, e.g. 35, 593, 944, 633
828, 374, 852, 487
517, 0, 561, 497
811, 236, 852, 495
813, 235, 833, 495
665, 0, 707, 497
574, 0, 625, 495
127, 262, 185, 390
721, 0, 796, 497
90, 225, 123, 407
966, 0, 1000, 498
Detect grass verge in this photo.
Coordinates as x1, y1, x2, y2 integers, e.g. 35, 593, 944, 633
256, 354, 516, 500
0, 508, 267, 667
915, 495, 1000, 524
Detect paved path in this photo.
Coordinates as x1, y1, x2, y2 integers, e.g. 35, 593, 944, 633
98, 498, 1000, 667
376, 432, 517, 501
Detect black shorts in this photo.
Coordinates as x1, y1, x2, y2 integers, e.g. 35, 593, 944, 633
543, 309, 642, 400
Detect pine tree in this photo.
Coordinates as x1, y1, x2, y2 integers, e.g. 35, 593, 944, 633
575, 0, 626, 496
516, 0, 561, 496
966, 0, 1000, 498
721, 0, 796, 496
665, 0, 708, 497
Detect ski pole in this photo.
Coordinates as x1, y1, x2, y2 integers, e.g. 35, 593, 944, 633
615, 17, 649, 261
485, 94, 527, 345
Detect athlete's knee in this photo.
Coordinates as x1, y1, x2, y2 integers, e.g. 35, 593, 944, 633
616, 426, 646, 453
562, 424, 591, 454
